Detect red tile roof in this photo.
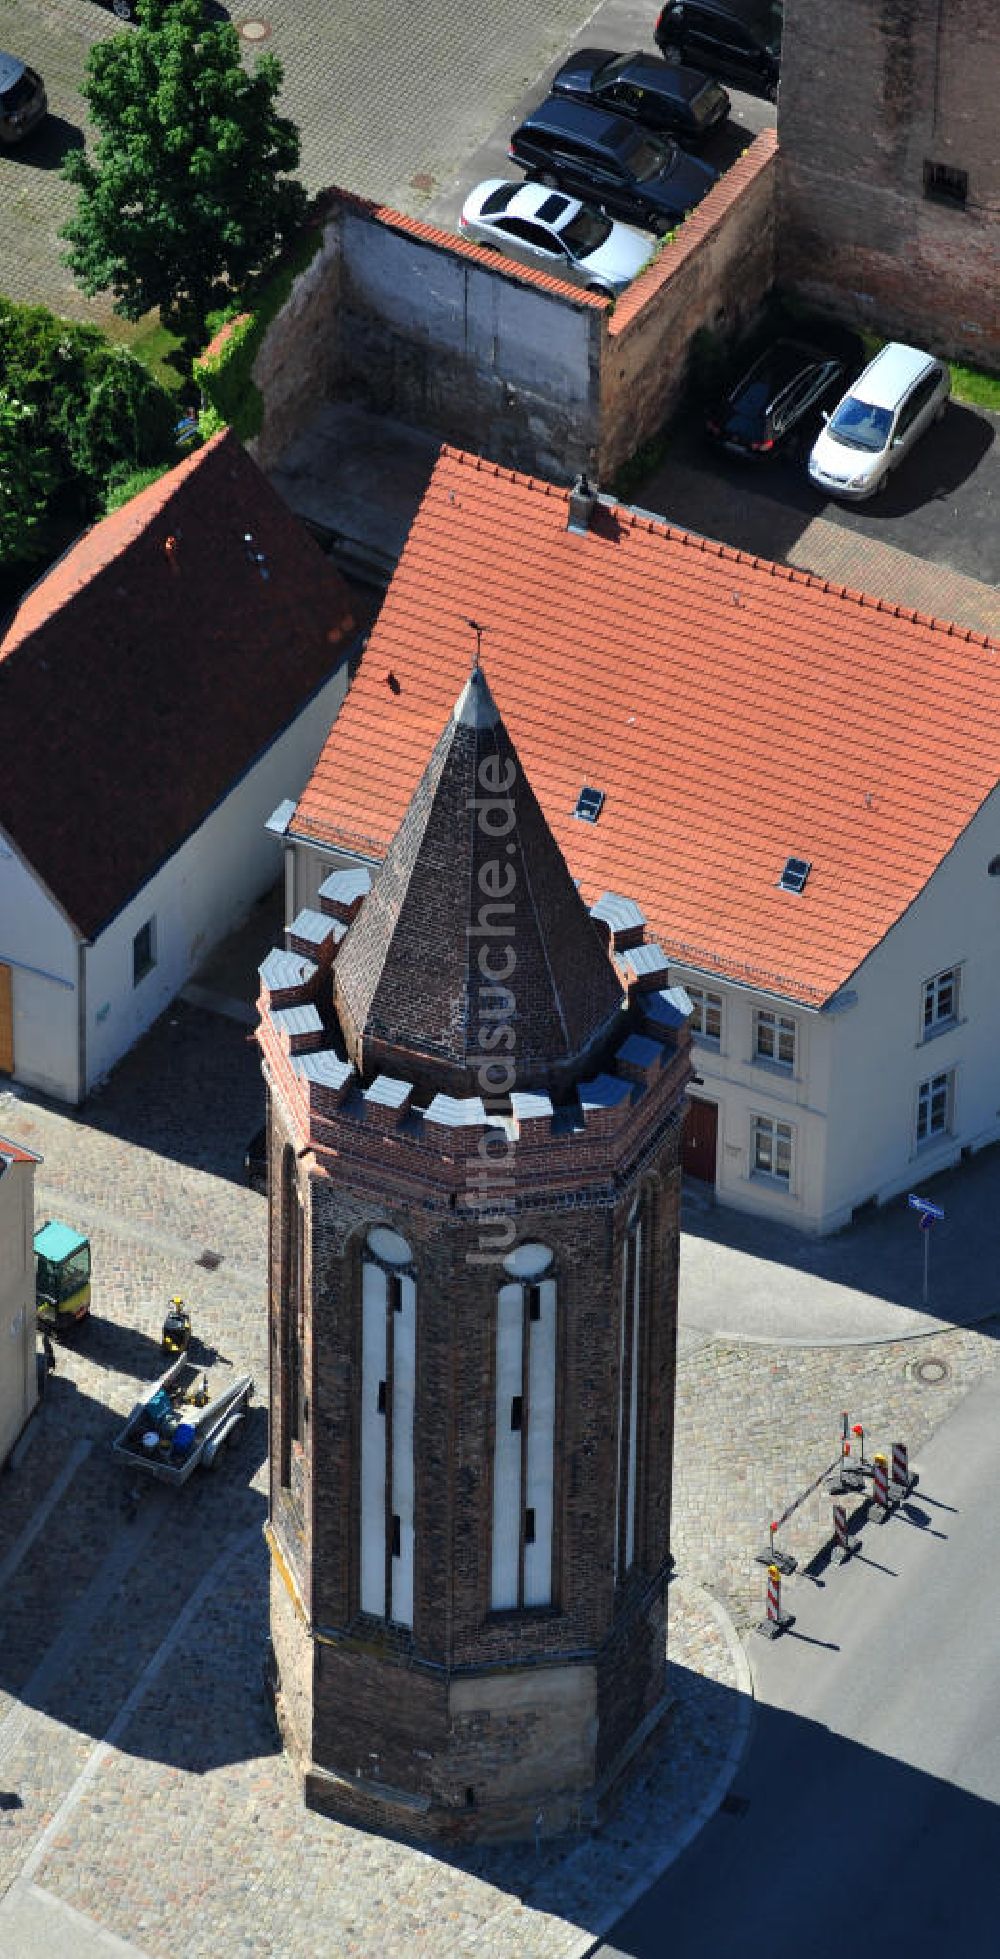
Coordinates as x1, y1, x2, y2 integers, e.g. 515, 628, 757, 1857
0, 433, 355, 939
294, 447, 1000, 1007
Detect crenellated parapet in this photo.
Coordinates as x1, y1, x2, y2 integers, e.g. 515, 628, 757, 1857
256, 883, 694, 1207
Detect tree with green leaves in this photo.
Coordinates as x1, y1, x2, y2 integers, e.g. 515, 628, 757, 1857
0, 393, 62, 566
61, 0, 307, 353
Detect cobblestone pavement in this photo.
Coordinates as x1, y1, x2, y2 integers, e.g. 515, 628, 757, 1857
2, 980, 999, 1955
0, 0, 603, 319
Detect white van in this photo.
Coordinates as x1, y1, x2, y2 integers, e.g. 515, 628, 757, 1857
808, 342, 950, 500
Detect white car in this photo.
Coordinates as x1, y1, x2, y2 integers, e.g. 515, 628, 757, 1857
458, 179, 651, 295
808, 341, 950, 500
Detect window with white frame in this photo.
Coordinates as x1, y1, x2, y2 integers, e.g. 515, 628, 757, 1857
685, 984, 723, 1046
922, 967, 959, 1038
916, 1071, 953, 1146
753, 1008, 795, 1070
752, 1114, 793, 1184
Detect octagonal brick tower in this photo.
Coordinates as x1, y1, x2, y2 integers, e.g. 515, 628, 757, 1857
257, 665, 694, 1841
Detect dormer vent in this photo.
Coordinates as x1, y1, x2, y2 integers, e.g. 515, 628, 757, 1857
779, 856, 811, 893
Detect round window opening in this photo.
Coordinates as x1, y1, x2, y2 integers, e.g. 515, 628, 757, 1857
366, 1225, 413, 1267
502, 1242, 553, 1280
989, 855, 1000, 878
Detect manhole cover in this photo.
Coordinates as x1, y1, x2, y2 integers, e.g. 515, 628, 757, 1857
913, 1355, 950, 1385
410, 172, 435, 194
239, 19, 272, 42
196, 1249, 223, 1272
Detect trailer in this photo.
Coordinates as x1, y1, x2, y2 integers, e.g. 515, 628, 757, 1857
112, 1352, 254, 1486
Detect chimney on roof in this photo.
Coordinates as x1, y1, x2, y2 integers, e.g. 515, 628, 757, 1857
566, 473, 597, 535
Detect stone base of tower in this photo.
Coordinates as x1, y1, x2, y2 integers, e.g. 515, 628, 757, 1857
270, 1561, 673, 1844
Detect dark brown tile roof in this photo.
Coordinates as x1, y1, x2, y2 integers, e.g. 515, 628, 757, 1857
0, 433, 355, 939
334, 665, 624, 1098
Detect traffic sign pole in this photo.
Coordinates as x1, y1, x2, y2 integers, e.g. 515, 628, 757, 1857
908, 1193, 945, 1308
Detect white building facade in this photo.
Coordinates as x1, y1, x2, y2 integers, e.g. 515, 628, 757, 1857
0, 1138, 39, 1466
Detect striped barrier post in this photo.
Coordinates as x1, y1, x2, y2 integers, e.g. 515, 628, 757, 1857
754, 1517, 798, 1575
891, 1441, 918, 1497
756, 1563, 795, 1640
832, 1501, 861, 1564
870, 1451, 898, 1523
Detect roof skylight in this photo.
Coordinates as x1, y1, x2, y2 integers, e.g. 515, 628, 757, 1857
574, 786, 605, 823
779, 856, 811, 893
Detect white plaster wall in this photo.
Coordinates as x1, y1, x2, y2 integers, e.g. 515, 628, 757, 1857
0, 1159, 37, 1465
821, 788, 1000, 1227
492, 1281, 523, 1610
523, 1276, 556, 1607
342, 214, 595, 405
672, 964, 832, 1231
361, 1260, 388, 1618
84, 666, 349, 1092
390, 1271, 416, 1629
0, 839, 79, 1101
287, 841, 377, 924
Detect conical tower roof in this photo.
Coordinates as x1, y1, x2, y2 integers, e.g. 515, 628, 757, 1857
334, 664, 624, 1098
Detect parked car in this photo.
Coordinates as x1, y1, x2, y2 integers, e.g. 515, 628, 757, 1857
459, 179, 652, 293
0, 52, 46, 144
706, 338, 848, 457
551, 48, 729, 146
654, 0, 782, 99
808, 342, 950, 500
509, 96, 717, 234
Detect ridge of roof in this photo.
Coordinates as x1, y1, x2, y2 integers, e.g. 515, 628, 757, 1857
433, 445, 1000, 651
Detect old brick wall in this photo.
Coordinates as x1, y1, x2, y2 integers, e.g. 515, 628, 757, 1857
249, 221, 345, 474
778, 0, 1000, 362
598, 132, 778, 483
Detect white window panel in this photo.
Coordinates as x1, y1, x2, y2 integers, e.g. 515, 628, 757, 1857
754, 1009, 796, 1069
390, 1272, 416, 1629
360, 1262, 387, 1618
491, 1282, 523, 1609
916, 1070, 953, 1144
922, 967, 959, 1037
523, 1278, 556, 1606
614, 1243, 628, 1584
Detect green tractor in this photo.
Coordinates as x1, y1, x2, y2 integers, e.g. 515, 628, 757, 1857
34, 1220, 92, 1335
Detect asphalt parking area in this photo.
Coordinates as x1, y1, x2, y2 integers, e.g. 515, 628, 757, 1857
634, 394, 1000, 633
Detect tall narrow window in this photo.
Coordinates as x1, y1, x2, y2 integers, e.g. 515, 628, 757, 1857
360, 1226, 415, 1628
491, 1244, 556, 1610
615, 1203, 643, 1586
279, 1146, 304, 1487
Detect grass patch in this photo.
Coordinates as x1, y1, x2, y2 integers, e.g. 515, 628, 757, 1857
102, 311, 188, 396
948, 361, 1000, 411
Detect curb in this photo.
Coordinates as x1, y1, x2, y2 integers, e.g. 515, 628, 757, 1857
701, 1309, 999, 1351
573, 1578, 754, 1958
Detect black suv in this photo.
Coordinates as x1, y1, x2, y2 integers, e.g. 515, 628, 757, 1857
509, 95, 717, 234
654, 1, 782, 99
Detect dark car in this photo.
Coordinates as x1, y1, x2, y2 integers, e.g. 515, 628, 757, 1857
509, 96, 717, 234
0, 52, 46, 144
551, 48, 729, 146
706, 338, 849, 457
655, 0, 782, 99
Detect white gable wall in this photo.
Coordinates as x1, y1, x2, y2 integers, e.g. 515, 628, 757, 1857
820, 785, 1000, 1228
0, 839, 80, 1101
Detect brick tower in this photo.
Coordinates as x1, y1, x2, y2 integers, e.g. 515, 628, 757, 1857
256, 664, 692, 1841
779, 0, 1000, 362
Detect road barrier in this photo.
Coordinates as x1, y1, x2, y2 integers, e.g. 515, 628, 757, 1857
831, 1501, 861, 1564
827, 1434, 865, 1495
754, 1517, 797, 1575
756, 1563, 795, 1640
870, 1450, 900, 1524
891, 1440, 918, 1497
852, 1423, 875, 1475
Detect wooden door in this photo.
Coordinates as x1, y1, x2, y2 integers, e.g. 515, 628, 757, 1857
683, 1096, 717, 1183
0, 964, 12, 1075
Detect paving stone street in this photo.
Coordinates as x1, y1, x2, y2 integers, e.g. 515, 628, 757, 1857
1, 903, 998, 1956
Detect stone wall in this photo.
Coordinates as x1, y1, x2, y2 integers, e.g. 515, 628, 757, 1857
778, 0, 1000, 363
248, 142, 778, 491
598, 132, 778, 481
